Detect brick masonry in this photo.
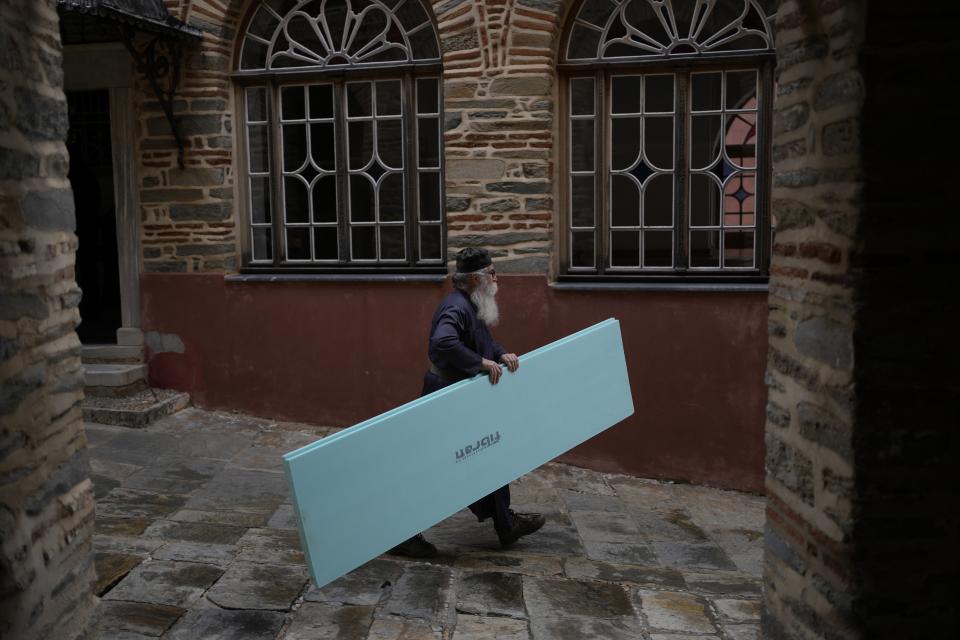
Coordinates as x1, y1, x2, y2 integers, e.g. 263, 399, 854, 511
0, 1, 96, 638
764, 1, 958, 638
134, 0, 575, 273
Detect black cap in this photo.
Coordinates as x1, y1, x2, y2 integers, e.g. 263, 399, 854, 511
455, 247, 493, 273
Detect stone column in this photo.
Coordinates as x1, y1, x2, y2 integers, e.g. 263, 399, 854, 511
764, 1, 957, 637
0, 1, 96, 639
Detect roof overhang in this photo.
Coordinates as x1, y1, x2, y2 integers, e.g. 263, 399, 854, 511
58, 0, 202, 43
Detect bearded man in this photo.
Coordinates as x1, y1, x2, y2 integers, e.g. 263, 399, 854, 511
389, 248, 546, 558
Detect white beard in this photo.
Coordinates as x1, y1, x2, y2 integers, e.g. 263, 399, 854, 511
471, 279, 500, 327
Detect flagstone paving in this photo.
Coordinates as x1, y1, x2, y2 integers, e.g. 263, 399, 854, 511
87, 408, 764, 639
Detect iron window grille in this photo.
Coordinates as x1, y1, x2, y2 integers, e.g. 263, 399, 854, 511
234, 0, 444, 272
559, 0, 777, 282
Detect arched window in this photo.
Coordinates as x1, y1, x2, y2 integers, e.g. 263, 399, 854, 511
236, 0, 443, 271
560, 0, 776, 280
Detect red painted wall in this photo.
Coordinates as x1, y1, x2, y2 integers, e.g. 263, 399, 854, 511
141, 273, 768, 492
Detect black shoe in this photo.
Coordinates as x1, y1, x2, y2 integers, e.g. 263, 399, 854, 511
497, 510, 546, 548
388, 534, 438, 558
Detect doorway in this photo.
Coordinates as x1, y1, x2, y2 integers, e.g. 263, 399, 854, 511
67, 89, 122, 344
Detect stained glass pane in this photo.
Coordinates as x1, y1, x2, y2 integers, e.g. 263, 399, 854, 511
380, 226, 405, 260
570, 78, 595, 116
311, 123, 336, 170
724, 230, 754, 267
610, 117, 641, 171
420, 225, 441, 261
240, 39, 267, 70
567, 24, 601, 60
286, 227, 310, 260
380, 173, 404, 222
246, 87, 267, 122
281, 86, 305, 121
252, 227, 272, 261
644, 75, 674, 113
284, 176, 308, 223
312, 175, 337, 223
691, 115, 722, 170
347, 82, 372, 117
691, 72, 722, 111
725, 113, 756, 169
690, 230, 720, 267
644, 116, 673, 170
726, 70, 758, 110
644, 174, 673, 227
250, 176, 271, 224
418, 118, 439, 168
417, 78, 439, 114
283, 124, 307, 171
690, 174, 721, 227
571, 231, 595, 268
351, 226, 376, 260
571, 120, 594, 172
644, 230, 672, 267
378, 120, 403, 169
377, 80, 402, 116
611, 76, 641, 114
578, 0, 617, 27
348, 121, 373, 170
313, 227, 338, 260
571, 175, 594, 228
610, 175, 639, 227
419, 172, 441, 222
350, 175, 375, 222
248, 125, 269, 173
611, 231, 640, 267
309, 84, 333, 119
411, 27, 440, 60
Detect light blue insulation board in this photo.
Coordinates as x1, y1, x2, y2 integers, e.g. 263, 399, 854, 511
283, 318, 634, 588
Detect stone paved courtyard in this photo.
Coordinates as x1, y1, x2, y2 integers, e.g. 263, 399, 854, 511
87, 408, 765, 639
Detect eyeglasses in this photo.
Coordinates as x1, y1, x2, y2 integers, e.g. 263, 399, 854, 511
482, 268, 496, 277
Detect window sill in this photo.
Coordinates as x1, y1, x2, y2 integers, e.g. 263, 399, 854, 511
550, 279, 769, 293
226, 271, 448, 283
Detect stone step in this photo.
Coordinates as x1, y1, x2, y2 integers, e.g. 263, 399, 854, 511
81, 344, 145, 364
84, 364, 148, 397
82, 389, 190, 428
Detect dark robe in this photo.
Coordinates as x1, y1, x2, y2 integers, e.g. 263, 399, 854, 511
421, 288, 513, 533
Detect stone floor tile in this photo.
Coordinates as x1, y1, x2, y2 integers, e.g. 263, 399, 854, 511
121, 471, 213, 495
536, 463, 616, 496
456, 571, 526, 618
682, 571, 762, 597
708, 529, 764, 575
712, 597, 761, 622
93, 600, 184, 637
95, 515, 153, 537
583, 540, 657, 565
91, 457, 142, 481
152, 541, 238, 566
142, 520, 248, 545
95, 631, 157, 640
94, 534, 165, 557
451, 614, 529, 640
723, 623, 760, 640
235, 527, 304, 565
184, 467, 289, 515
91, 474, 123, 499
651, 541, 738, 571
229, 445, 287, 471
266, 504, 298, 529
96, 488, 188, 520
516, 514, 583, 557
650, 635, 721, 640
631, 509, 713, 544
94, 552, 144, 596
94, 431, 183, 466
164, 608, 285, 640
83, 422, 128, 447
204, 561, 309, 611
137, 454, 226, 481
306, 558, 404, 606
570, 510, 644, 544
441, 551, 563, 578
523, 576, 633, 619
636, 590, 717, 634
169, 508, 270, 528
366, 619, 443, 640
672, 483, 765, 533
560, 490, 627, 513
283, 603, 374, 640
253, 428, 324, 450
563, 557, 685, 589
379, 563, 455, 624
528, 616, 644, 640
172, 431, 252, 460
103, 560, 224, 607
152, 408, 273, 437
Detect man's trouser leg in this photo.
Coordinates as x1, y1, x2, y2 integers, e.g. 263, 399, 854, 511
469, 485, 512, 533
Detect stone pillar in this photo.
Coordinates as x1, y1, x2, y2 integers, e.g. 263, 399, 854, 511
764, 1, 957, 637
0, 1, 96, 639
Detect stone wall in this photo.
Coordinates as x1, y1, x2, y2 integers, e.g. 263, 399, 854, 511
0, 1, 96, 639
135, 0, 571, 273
763, 0, 958, 637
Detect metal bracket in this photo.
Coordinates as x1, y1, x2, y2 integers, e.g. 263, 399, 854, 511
118, 26, 186, 167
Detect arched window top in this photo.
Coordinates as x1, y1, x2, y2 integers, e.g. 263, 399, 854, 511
563, 0, 775, 63
239, 0, 440, 72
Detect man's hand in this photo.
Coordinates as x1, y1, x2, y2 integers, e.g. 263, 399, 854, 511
500, 353, 519, 373
481, 358, 503, 384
